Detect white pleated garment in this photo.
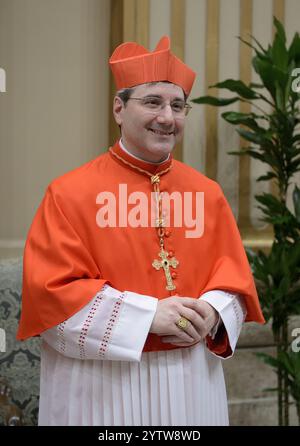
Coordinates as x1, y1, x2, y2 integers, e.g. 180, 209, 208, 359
39, 285, 246, 426
39, 340, 228, 426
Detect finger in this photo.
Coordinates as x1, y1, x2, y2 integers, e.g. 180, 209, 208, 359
178, 319, 201, 341
173, 315, 198, 341
179, 297, 200, 310
179, 307, 205, 337
163, 341, 195, 347
159, 324, 198, 339
172, 326, 196, 343
161, 336, 200, 347
162, 336, 192, 343
174, 321, 203, 343
180, 297, 214, 320
171, 341, 200, 347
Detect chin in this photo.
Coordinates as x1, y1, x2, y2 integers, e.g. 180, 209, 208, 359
150, 145, 173, 158
151, 140, 174, 152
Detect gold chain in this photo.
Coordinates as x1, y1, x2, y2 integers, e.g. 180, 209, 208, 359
109, 147, 172, 249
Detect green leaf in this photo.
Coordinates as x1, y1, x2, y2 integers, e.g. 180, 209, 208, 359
278, 275, 291, 298
238, 35, 273, 67
272, 30, 288, 71
227, 148, 268, 163
211, 79, 258, 99
273, 16, 286, 45
236, 127, 272, 145
249, 82, 264, 89
255, 194, 284, 214
237, 36, 264, 56
252, 56, 288, 100
222, 111, 251, 123
257, 172, 277, 182
191, 96, 240, 106
221, 112, 263, 131
284, 61, 296, 105
288, 157, 300, 174
252, 56, 276, 98
275, 81, 285, 110
240, 150, 268, 162
249, 34, 269, 56
286, 242, 300, 271
227, 150, 246, 156
288, 32, 300, 61
262, 387, 279, 393
292, 134, 300, 143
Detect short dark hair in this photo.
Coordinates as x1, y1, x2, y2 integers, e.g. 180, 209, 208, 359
116, 87, 135, 106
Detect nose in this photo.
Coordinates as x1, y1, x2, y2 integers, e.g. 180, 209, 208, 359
156, 103, 175, 125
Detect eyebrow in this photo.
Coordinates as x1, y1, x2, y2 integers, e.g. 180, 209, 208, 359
143, 94, 185, 101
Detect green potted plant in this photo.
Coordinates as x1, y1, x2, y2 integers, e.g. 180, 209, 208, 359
192, 17, 300, 425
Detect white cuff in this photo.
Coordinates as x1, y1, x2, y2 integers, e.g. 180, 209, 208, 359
41, 285, 158, 362
200, 290, 247, 357
106, 289, 158, 361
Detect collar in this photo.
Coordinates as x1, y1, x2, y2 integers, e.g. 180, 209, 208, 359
109, 140, 173, 176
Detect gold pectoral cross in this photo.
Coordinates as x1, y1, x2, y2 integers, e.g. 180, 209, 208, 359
152, 249, 179, 291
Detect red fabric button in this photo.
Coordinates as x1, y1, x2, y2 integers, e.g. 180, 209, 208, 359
171, 272, 177, 279
165, 230, 171, 237
169, 250, 174, 256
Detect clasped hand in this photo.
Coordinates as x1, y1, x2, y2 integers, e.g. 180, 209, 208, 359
149, 296, 219, 347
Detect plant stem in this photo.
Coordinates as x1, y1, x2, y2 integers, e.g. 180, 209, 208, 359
241, 98, 268, 115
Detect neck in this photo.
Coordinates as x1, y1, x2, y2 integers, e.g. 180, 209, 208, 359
119, 139, 170, 165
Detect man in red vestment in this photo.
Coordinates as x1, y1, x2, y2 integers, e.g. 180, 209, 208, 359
17, 36, 264, 426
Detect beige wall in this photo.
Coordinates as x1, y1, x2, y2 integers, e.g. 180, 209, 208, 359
0, 0, 110, 258
1, 0, 300, 259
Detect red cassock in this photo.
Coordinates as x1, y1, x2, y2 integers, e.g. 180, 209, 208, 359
17, 141, 265, 354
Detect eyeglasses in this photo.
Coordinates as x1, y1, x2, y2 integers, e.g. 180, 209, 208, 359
127, 96, 192, 117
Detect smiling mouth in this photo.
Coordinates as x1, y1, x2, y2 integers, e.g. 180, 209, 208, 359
148, 128, 174, 136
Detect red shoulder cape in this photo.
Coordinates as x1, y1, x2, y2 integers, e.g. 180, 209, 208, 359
17, 141, 265, 355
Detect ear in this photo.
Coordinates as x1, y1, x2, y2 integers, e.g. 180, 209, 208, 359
113, 96, 124, 126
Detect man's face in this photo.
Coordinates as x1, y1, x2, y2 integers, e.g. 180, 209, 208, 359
113, 82, 186, 163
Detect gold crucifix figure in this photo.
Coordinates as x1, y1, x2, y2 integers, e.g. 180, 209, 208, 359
152, 249, 179, 291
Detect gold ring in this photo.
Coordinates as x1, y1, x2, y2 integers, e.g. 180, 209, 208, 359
176, 317, 189, 330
